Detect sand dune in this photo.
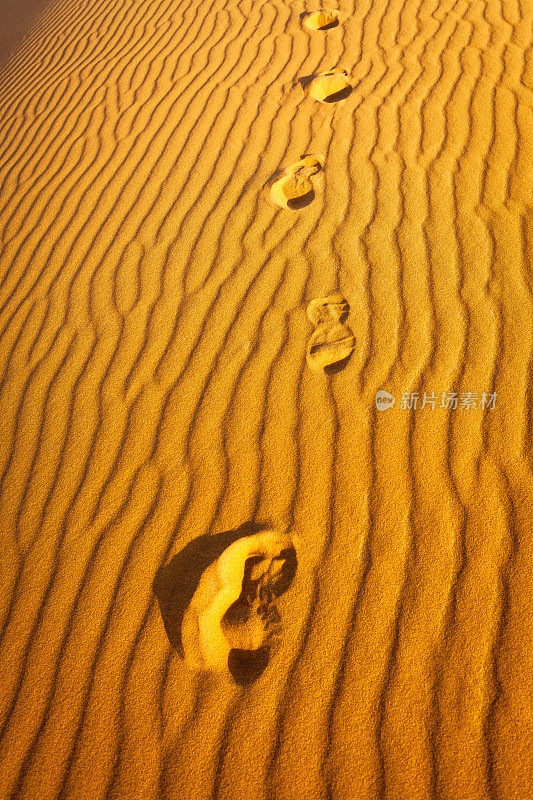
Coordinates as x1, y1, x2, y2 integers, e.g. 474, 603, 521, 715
0, 0, 532, 797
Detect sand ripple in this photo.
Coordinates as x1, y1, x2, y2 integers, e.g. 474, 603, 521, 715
0, 0, 532, 797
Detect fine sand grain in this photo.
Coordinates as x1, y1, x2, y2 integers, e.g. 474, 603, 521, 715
0, 0, 532, 798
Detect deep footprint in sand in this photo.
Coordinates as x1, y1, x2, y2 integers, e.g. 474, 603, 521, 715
302, 9, 340, 30
309, 69, 351, 102
270, 155, 323, 209
181, 530, 297, 683
306, 294, 355, 370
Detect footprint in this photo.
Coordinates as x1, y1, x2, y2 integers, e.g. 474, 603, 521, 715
305, 294, 355, 371
306, 321, 355, 370
270, 155, 323, 209
302, 9, 340, 30
309, 69, 351, 102
181, 530, 297, 683
306, 291, 349, 326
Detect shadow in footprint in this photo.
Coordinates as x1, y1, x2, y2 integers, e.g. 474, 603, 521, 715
324, 351, 354, 375
287, 187, 315, 209
320, 85, 353, 102
229, 646, 271, 686
153, 520, 271, 657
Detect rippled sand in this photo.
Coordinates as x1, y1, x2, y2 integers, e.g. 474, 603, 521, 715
0, 0, 532, 798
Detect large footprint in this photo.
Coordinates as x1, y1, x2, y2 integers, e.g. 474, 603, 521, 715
270, 154, 323, 209
302, 9, 340, 30
306, 293, 355, 370
181, 530, 297, 682
309, 68, 351, 102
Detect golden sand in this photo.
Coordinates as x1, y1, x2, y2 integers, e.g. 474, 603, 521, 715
0, 0, 532, 797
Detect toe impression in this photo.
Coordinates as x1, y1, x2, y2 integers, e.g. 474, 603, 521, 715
181, 530, 297, 680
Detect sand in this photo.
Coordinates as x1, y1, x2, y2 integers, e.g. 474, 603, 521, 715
0, 0, 53, 68
0, 0, 532, 798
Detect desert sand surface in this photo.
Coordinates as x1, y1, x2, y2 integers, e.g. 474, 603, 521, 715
0, 0, 532, 797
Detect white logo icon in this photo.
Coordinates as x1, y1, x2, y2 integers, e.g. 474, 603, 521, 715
375, 389, 395, 411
